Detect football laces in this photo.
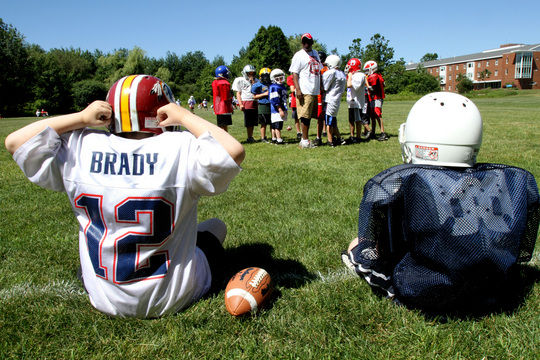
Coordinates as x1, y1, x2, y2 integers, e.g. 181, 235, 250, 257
249, 269, 268, 288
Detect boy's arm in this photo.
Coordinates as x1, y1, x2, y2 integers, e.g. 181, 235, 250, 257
5, 101, 112, 155
157, 103, 245, 166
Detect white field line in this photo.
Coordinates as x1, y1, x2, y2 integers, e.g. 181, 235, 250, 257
0, 268, 357, 302
0, 280, 86, 301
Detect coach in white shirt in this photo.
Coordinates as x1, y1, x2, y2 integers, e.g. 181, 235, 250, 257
289, 33, 322, 148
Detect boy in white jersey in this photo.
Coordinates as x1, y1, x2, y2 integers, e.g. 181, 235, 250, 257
345, 58, 371, 143
5, 75, 245, 318
322, 55, 347, 147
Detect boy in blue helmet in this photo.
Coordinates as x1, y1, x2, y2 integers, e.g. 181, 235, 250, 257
212, 65, 234, 132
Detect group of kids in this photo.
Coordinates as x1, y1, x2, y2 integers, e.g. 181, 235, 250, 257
211, 53, 387, 148
5, 65, 539, 317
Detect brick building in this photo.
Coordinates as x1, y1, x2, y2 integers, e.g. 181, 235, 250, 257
405, 43, 540, 91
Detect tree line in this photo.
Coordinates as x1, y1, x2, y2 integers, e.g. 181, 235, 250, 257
1, 19, 441, 117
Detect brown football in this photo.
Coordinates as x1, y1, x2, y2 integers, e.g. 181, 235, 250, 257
224, 267, 273, 316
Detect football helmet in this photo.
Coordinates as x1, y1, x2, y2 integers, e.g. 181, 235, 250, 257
399, 92, 482, 167
259, 67, 271, 84
242, 64, 256, 79
106, 75, 175, 135
345, 58, 361, 74
215, 65, 230, 79
363, 60, 378, 75
325, 54, 341, 69
301, 33, 314, 44
270, 69, 285, 84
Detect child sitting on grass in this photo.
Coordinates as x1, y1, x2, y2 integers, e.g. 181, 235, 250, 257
5, 75, 245, 318
342, 92, 539, 313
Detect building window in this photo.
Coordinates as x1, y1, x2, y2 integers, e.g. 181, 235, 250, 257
477, 73, 480, 78
506, 57, 509, 64
486, 61, 489, 67
515, 52, 533, 78
456, 65, 459, 70
495, 70, 498, 76
478, 62, 481, 68
449, 85, 452, 91
449, 75, 452, 80
505, 69, 508, 75
495, 59, 498, 66
463, 64, 466, 70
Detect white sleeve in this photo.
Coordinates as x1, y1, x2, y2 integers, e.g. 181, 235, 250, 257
186, 132, 242, 196
352, 73, 365, 90
12, 126, 71, 192
322, 70, 334, 91
288, 53, 301, 74
231, 78, 241, 92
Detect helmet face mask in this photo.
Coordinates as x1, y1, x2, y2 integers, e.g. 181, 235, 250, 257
270, 69, 285, 84
106, 75, 174, 135
242, 64, 256, 79
363, 60, 378, 75
399, 92, 483, 167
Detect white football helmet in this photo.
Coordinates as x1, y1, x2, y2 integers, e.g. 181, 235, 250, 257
242, 64, 256, 79
270, 68, 285, 84
363, 60, 378, 75
325, 54, 341, 69
399, 92, 482, 167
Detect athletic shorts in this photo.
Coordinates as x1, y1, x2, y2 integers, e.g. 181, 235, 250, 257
370, 99, 383, 117
243, 108, 258, 127
348, 108, 361, 124
325, 114, 338, 127
271, 121, 283, 130
297, 94, 318, 120
291, 107, 298, 121
216, 114, 232, 127
258, 112, 271, 126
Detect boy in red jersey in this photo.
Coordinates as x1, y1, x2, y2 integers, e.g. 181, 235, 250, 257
212, 65, 234, 132
364, 61, 387, 141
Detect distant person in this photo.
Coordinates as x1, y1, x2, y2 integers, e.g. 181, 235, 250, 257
252, 67, 272, 142
36, 109, 41, 117
314, 51, 328, 147
342, 92, 539, 313
268, 69, 288, 145
322, 55, 347, 147
364, 60, 387, 141
286, 74, 302, 140
188, 95, 196, 113
5, 75, 245, 318
212, 65, 234, 132
232, 65, 258, 143
345, 58, 371, 143
289, 33, 321, 149
202, 99, 208, 111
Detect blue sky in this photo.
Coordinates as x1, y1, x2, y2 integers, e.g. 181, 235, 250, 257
2, 0, 539, 65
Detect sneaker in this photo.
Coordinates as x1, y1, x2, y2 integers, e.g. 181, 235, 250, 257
261, 137, 269, 143
377, 132, 389, 141
296, 132, 302, 140
276, 139, 285, 145
298, 139, 315, 149
330, 141, 339, 147
314, 138, 323, 147
246, 137, 256, 144
339, 137, 347, 145
362, 131, 372, 141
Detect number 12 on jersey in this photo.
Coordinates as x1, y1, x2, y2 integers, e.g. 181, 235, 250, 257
75, 194, 175, 284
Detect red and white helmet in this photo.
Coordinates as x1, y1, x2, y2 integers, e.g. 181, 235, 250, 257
106, 75, 175, 135
363, 60, 378, 75
345, 58, 362, 74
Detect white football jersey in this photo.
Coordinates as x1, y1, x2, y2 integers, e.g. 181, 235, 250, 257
323, 69, 346, 117
231, 77, 255, 101
13, 127, 241, 317
346, 72, 367, 109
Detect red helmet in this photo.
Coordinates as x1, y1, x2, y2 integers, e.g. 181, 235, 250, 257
345, 58, 362, 74
106, 75, 175, 135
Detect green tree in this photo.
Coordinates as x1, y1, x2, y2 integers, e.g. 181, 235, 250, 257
404, 67, 440, 94
478, 69, 492, 88
287, 33, 327, 55
456, 73, 473, 93
0, 18, 32, 116
361, 33, 394, 74
420, 53, 439, 62
72, 79, 108, 111
383, 59, 407, 94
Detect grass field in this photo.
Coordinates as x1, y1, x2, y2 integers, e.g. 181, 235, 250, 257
1, 90, 539, 359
